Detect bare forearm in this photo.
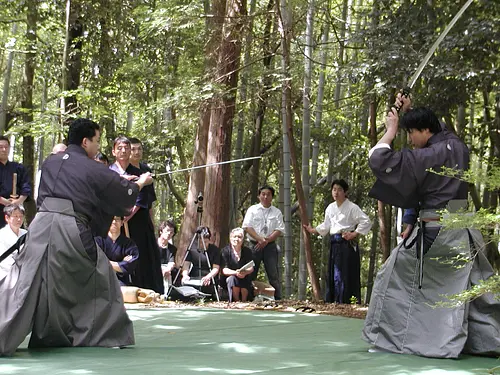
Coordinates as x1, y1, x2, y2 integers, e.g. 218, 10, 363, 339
378, 128, 397, 146
266, 230, 282, 242
245, 227, 262, 242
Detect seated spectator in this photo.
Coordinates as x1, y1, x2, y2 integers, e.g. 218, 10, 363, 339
95, 216, 139, 286
0, 204, 27, 280
158, 219, 178, 290
94, 152, 109, 165
220, 228, 254, 302
181, 226, 220, 295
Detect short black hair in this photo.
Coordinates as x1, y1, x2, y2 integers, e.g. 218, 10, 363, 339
0, 135, 10, 144
68, 118, 100, 146
128, 137, 142, 145
113, 136, 131, 149
94, 152, 109, 164
400, 107, 442, 134
159, 219, 177, 237
258, 184, 275, 197
331, 179, 348, 192
196, 226, 211, 239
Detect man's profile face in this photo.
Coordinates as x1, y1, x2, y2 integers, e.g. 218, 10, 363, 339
112, 141, 131, 162
258, 189, 273, 208
0, 140, 10, 162
6, 209, 24, 231
407, 128, 431, 149
130, 143, 143, 163
83, 130, 101, 159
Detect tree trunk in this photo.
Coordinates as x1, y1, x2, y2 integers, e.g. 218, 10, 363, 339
231, 0, 256, 227
0, 23, 17, 135
178, 110, 210, 261
249, 0, 274, 204
21, 1, 37, 224
61, 0, 84, 120
178, 0, 225, 259
204, 0, 246, 248
277, 0, 321, 301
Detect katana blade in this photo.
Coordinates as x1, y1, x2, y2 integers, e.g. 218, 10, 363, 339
154, 156, 262, 177
407, 0, 474, 89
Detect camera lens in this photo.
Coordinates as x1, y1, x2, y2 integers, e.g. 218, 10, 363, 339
197, 192, 204, 202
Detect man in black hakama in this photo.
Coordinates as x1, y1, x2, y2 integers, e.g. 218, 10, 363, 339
110, 137, 163, 294
0, 119, 153, 356
362, 95, 500, 358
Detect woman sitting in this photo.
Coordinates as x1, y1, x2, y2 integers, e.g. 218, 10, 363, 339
220, 228, 254, 302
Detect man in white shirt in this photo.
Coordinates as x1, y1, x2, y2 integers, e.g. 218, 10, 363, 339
304, 179, 371, 303
0, 204, 27, 280
242, 185, 285, 300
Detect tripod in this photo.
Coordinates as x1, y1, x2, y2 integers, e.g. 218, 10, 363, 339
166, 193, 220, 301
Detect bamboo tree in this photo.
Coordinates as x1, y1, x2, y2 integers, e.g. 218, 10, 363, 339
277, 0, 321, 301
298, 0, 314, 300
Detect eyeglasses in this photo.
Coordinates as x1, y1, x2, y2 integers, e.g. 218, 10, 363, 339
9, 215, 24, 220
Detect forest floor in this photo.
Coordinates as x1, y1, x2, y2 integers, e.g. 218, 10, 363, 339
133, 299, 368, 320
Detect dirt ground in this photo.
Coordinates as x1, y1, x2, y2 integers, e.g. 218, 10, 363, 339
134, 299, 368, 320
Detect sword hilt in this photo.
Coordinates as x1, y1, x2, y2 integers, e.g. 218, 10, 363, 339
394, 86, 411, 113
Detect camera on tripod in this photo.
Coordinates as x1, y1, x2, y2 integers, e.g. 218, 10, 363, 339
195, 191, 204, 213
195, 191, 203, 204
196, 226, 209, 236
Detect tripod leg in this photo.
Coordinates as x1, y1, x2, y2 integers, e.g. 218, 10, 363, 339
200, 244, 220, 302
166, 233, 198, 299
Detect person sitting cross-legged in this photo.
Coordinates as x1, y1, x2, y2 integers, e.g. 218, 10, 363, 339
220, 227, 254, 302
95, 216, 139, 286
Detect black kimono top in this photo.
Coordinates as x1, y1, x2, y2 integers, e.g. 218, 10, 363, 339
37, 145, 139, 238
368, 130, 469, 209
139, 162, 157, 209
109, 163, 151, 210
95, 234, 139, 285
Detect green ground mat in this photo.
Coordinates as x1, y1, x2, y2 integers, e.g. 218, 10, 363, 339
0, 307, 498, 375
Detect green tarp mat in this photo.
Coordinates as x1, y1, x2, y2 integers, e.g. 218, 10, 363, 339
0, 307, 498, 374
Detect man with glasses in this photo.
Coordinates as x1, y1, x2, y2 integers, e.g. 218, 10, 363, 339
0, 136, 31, 229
